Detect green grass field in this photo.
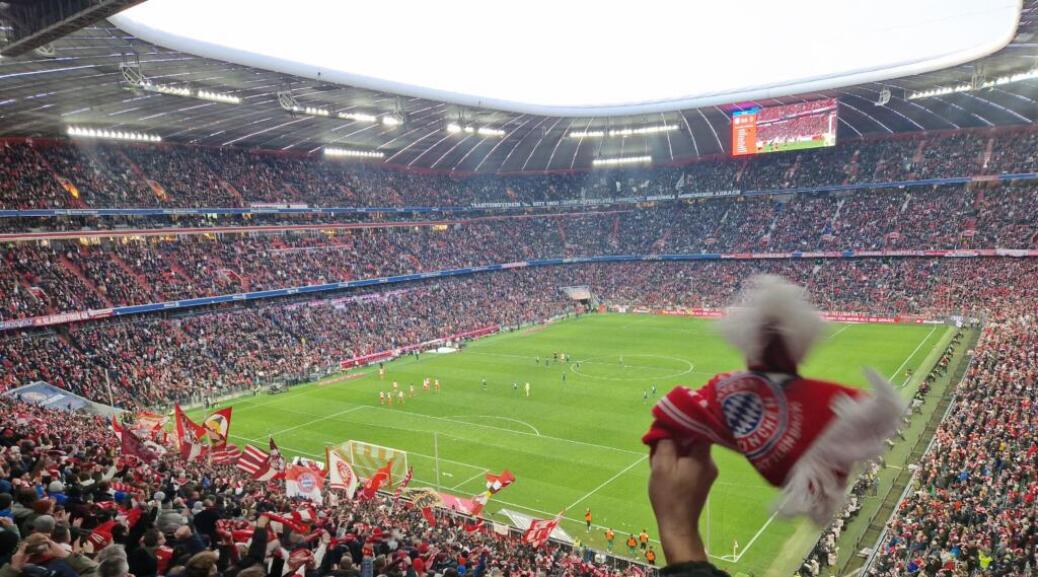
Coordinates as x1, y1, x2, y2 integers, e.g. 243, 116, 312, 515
196, 313, 947, 576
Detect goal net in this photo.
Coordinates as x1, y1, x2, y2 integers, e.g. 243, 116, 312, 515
340, 440, 409, 482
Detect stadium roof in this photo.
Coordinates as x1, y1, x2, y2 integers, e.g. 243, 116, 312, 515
1, 0, 1037, 173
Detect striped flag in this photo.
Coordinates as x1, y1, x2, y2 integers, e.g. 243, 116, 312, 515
211, 444, 241, 464
236, 444, 277, 481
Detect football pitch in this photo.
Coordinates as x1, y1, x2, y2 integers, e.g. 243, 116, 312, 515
199, 313, 948, 576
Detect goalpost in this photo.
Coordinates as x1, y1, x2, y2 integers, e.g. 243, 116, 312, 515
341, 440, 409, 482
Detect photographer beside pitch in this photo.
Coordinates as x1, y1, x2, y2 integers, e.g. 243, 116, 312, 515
644, 276, 905, 576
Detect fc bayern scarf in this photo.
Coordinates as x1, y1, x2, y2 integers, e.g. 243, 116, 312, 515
643, 368, 903, 524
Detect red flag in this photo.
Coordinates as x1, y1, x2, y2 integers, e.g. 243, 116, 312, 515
121, 428, 158, 462
420, 507, 437, 526
393, 466, 414, 499
236, 444, 277, 481
174, 404, 205, 449
361, 460, 393, 499
180, 438, 209, 462
211, 444, 241, 464
485, 470, 515, 494
202, 407, 233, 448
522, 512, 563, 549
111, 415, 124, 434
285, 464, 325, 505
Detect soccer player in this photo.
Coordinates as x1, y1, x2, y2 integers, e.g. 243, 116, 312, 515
423, 377, 430, 392
604, 528, 615, 551
434, 378, 440, 393
535, 356, 540, 366
378, 365, 385, 380
651, 383, 657, 397
397, 390, 405, 405
513, 382, 518, 393
379, 391, 385, 406
562, 372, 567, 384
409, 384, 416, 398
392, 381, 399, 392
639, 529, 649, 550
387, 393, 393, 407
584, 508, 592, 532
643, 389, 649, 403
481, 377, 487, 391
626, 535, 638, 556
524, 382, 530, 397
645, 546, 657, 566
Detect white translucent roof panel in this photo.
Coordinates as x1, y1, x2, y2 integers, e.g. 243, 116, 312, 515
110, 0, 1022, 117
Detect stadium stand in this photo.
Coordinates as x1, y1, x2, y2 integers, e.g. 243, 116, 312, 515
0, 122, 1036, 576
3, 129, 1038, 209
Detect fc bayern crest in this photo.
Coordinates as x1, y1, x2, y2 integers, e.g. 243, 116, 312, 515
299, 473, 316, 492
717, 373, 789, 460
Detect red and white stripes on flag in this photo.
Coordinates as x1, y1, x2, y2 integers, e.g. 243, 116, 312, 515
211, 444, 241, 464
522, 511, 564, 549
236, 444, 278, 481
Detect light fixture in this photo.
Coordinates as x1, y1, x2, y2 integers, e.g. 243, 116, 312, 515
338, 111, 378, 122
447, 122, 504, 137
592, 155, 652, 167
381, 115, 403, 127
137, 79, 242, 105
196, 89, 241, 104
141, 81, 191, 97
293, 106, 330, 116
567, 130, 606, 139
323, 147, 385, 159
67, 126, 161, 142
907, 67, 1038, 99
568, 125, 678, 139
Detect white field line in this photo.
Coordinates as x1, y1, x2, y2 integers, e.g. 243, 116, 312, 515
267, 405, 367, 436
734, 511, 779, 562
728, 325, 941, 562
445, 415, 542, 436
565, 455, 647, 511
826, 324, 852, 341
395, 410, 644, 456
891, 326, 938, 386
450, 468, 489, 491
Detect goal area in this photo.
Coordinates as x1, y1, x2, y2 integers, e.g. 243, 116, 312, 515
340, 439, 409, 482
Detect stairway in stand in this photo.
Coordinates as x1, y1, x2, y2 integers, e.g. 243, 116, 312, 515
57, 255, 113, 308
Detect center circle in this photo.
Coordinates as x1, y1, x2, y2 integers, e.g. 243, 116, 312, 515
570, 354, 695, 381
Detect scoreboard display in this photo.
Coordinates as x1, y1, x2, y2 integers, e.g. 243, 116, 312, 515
731, 98, 837, 156
732, 109, 759, 156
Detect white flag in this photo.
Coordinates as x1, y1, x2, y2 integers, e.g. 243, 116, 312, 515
326, 447, 359, 499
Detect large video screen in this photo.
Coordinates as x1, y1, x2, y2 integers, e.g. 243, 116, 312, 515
731, 98, 838, 156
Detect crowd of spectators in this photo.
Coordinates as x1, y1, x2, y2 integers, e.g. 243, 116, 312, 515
3, 187, 1037, 322
0, 396, 641, 577
868, 309, 1038, 577
3, 128, 1038, 210
3, 258, 1038, 410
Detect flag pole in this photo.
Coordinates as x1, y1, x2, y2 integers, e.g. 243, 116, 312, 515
434, 432, 441, 490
